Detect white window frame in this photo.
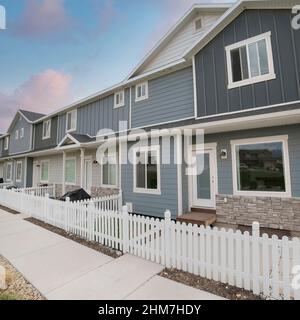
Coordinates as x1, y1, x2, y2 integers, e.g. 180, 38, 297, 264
114, 90, 125, 108
42, 119, 51, 140
20, 128, 24, 139
66, 109, 77, 133
226, 32, 276, 89
4, 136, 9, 150
135, 81, 149, 102
65, 157, 77, 185
231, 135, 291, 198
101, 151, 118, 188
15, 130, 19, 140
16, 161, 22, 183
133, 145, 161, 195
6, 162, 12, 182
40, 160, 50, 183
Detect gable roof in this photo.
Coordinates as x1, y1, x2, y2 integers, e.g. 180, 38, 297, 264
127, 3, 233, 79
57, 133, 96, 148
19, 109, 45, 122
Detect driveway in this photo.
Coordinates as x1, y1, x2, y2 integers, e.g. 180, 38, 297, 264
0, 209, 223, 300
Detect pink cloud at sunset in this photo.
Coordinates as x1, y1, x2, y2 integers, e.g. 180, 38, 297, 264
0, 69, 72, 132
12, 0, 71, 38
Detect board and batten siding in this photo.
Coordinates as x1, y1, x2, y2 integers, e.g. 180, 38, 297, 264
195, 9, 300, 118
131, 67, 195, 129
34, 116, 58, 151
121, 138, 178, 219
9, 116, 32, 155
57, 89, 130, 142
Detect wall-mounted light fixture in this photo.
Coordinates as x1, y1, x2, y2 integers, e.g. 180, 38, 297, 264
220, 149, 228, 160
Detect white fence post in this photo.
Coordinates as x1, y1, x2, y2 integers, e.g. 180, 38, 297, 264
20, 189, 25, 214
122, 205, 129, 253
118, 190, 123, 211
44, 193, 49, 223
252, 221, 260, 295
65, 197, 70, 232
164, 210, 171, 268
88, 200, 94, 241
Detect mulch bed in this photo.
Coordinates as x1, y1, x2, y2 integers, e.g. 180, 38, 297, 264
159, 268, 265, 300
25, 217, 122, 259
0, 205, 20, 215
0, 255, 45, 300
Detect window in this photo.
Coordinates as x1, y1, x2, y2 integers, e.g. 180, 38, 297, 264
16, 161, 22, 182
6, 162, 12, 181
231, 136, 291, 197
20, 128, 24, 138
133, 146, 161, 194
101, 150, 118, 187
194, 18, 203, 32
114, 90, 125, 108
226, 32, 275, 89
4, 136, 9, 150
65, 158, 76, 185
135, 82, 148, 102
66, 110, 77, 132
42, 120, 51, 139
40, 160, 49, 183
15, 130, 19, 140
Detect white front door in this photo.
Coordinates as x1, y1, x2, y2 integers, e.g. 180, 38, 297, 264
33, 162, 40, 187
192, 148, 217, 208
84, 159, 92, 193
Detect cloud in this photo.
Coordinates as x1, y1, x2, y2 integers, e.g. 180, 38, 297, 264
12, 0, 71, 38
0, 69, 72, 132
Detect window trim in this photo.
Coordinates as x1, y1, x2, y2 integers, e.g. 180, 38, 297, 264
65, 157, 77, 185
6, 162, 12, 182
20, 128, 24, 139
42, 119, 51, 140
4, 136, 9, 150
225, 32, 276, 89
40, 160, 50, 183
133, 145, 161, 195
100, 151, 118, 188
135, 81, 149, 102
66, 109, 77, 133
16, 161, 23, 183
231, 135, 291, 198
114, 90, 125, 109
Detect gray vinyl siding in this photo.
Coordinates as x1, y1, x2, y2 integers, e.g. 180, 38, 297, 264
121, 138, 178, 219
9, 116, 32, 155
195, 124, 300, 197
34, 116, 58, 151
195, 9, 300, 118
131, 67, 195, 128
57, 90, 130, 142
2, 158, 26, 188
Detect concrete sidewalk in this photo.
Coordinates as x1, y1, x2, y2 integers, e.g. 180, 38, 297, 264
0, 209, 224, 300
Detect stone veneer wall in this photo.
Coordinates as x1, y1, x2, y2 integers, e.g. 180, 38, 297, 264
216, 195, 300, 232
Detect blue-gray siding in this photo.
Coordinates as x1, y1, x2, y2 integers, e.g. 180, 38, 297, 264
9, 116, 32, 155
195, 9, 300, 118
57, 90, 130, 142
131, 67, 195, 128
34, 117, 58, 151
121, 138, 178, 219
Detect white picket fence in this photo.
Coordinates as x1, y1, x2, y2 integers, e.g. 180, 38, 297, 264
76, 192, 122, 212
0, 183, 11, 189
0, 187, 299, 300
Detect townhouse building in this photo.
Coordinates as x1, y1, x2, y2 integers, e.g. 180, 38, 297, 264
1, 0, 300, 232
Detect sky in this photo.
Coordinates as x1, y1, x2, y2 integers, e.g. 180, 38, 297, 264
0, 0, 234, 132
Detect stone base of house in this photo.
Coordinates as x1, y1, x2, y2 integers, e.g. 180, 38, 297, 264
216, 194, 300, 232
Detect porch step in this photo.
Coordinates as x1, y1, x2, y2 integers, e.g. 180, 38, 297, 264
191, 207, 216, 214
177, 210, 217, 227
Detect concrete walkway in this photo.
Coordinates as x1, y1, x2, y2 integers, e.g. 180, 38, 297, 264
0, 209, 224, 300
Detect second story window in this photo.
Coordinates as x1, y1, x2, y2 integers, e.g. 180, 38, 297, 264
114, 90, 125, 108
20, 128, 24, 138
226, 32, 275, 89
4, 136, 9, 150
15, 130, 19, 140
135, 82, 148, 102
66, 110, 77, 132
42, 120, 51, 139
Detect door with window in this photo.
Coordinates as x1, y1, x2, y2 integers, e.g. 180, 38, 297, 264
192, 148, 217, 208
84, 159, 92, 193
